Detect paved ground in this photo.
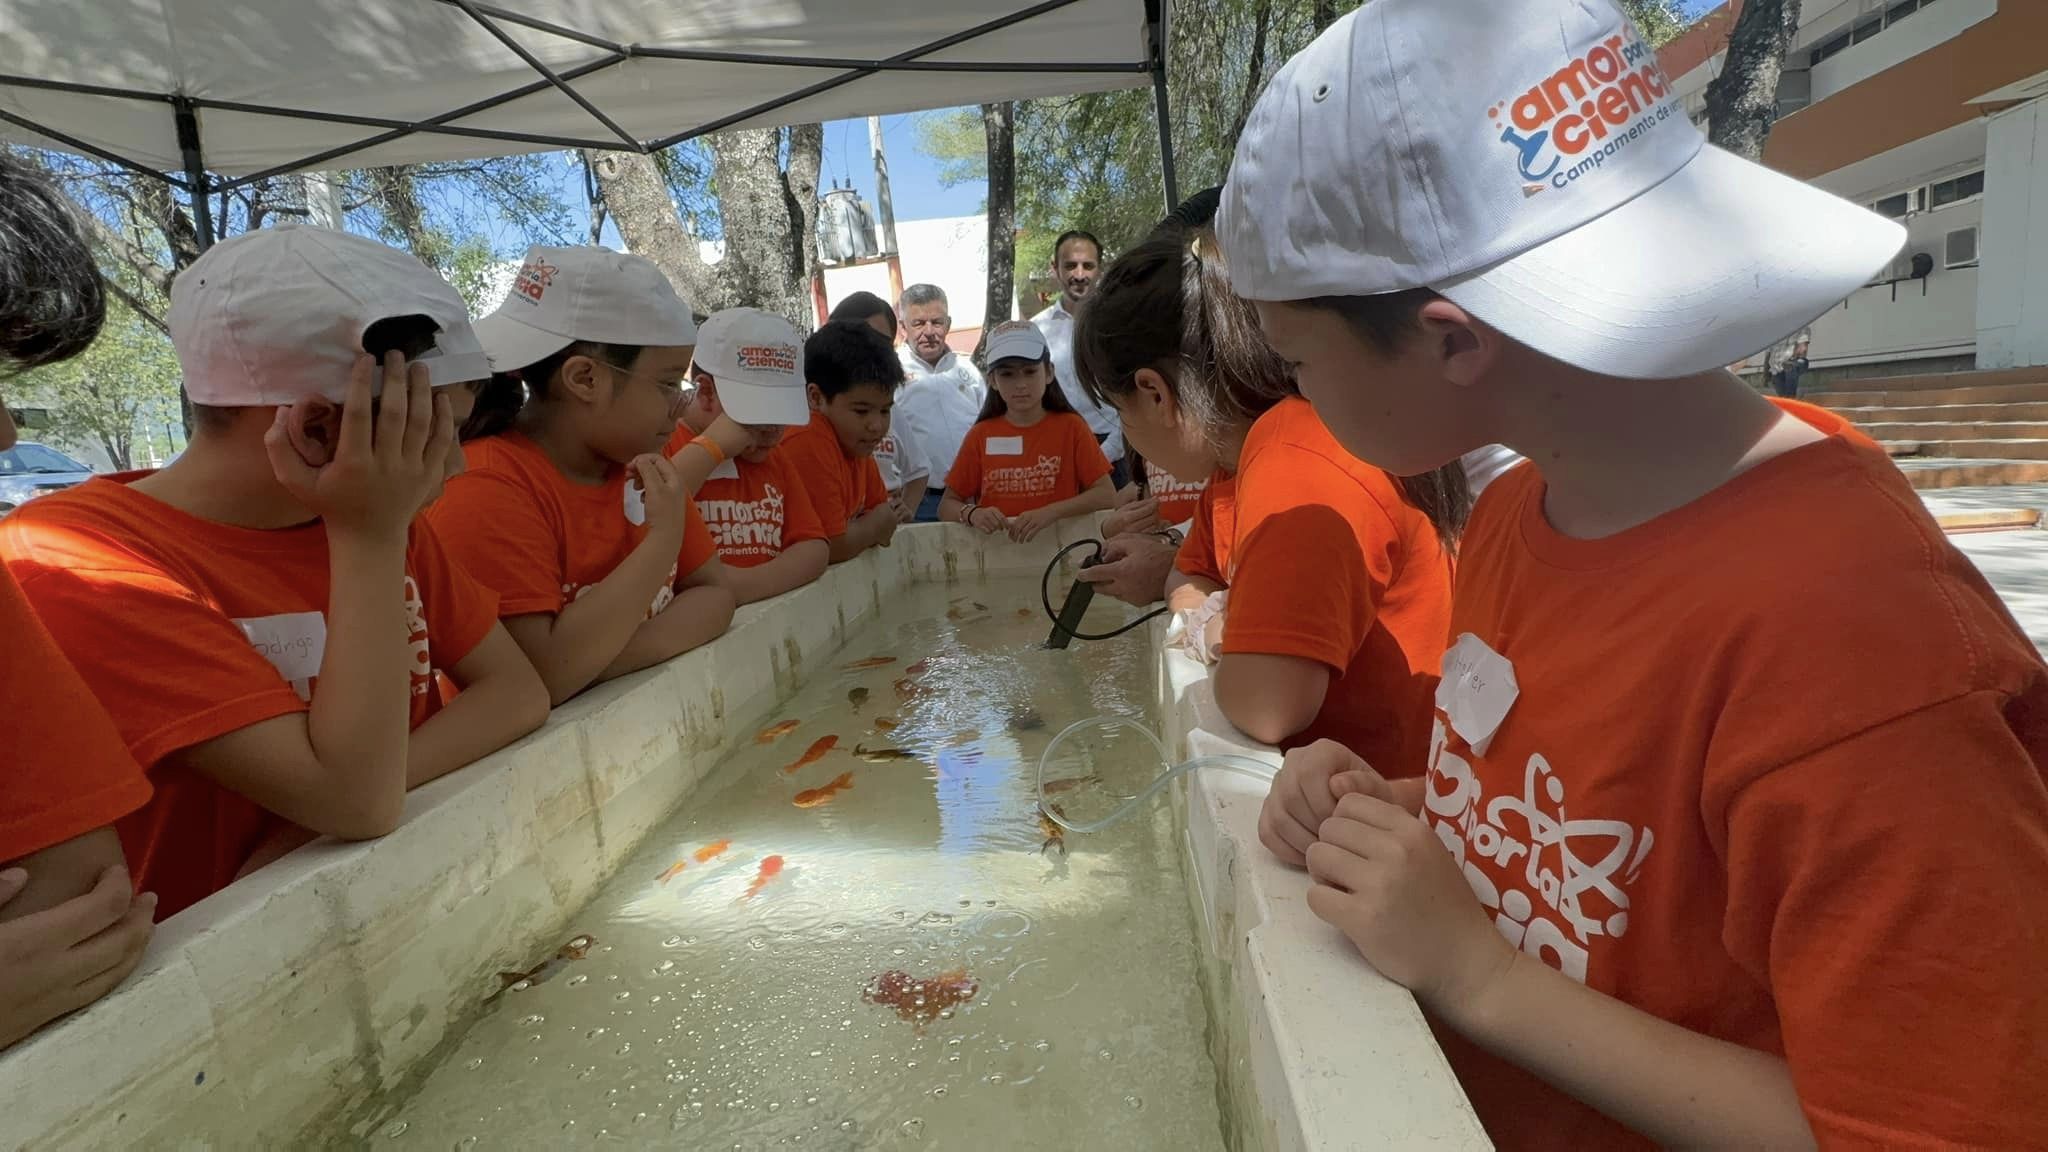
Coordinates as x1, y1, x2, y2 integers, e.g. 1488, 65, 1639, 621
1919, 482, 2048, 519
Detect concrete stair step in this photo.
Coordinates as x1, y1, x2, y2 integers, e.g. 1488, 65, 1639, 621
1882, 439, 2048, 461
1812, 381, 2048, 408
1893, 459, 2048, 489
1833, 402, 2048, 423
1858, 421, 2048, 441
1936, 508, 2042, 533
1806, 367, 2048, 396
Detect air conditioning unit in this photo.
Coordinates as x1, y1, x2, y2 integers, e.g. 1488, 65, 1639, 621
1945, 225, 1980, 268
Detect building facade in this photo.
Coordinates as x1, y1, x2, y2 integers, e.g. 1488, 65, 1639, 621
1661, 0, 2048, 380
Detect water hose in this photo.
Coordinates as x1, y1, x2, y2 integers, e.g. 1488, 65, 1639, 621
1035, 714, 1277, 834
1039, 539, 1171, 645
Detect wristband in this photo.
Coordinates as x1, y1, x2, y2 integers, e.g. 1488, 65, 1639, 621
959, 502, 977, 524
690, 436, 727, 465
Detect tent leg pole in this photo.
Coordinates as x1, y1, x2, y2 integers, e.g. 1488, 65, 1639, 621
174, 98, 214, 252
1148, 11, 1177, 210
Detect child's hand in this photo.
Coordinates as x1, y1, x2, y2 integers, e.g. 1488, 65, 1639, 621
1102, 496, 1162, 537
1306, 793, 1514, 1020
873, 504, 901, 547
969, 506, 1006, 534
267, 353, 453, 538
1258, 738, 1398, 866
0, 865, 156, 1050
1007, 507, 1058, 542
628, 453, 691, 544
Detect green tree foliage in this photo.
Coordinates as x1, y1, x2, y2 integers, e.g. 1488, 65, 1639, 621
9, 292, 183, 471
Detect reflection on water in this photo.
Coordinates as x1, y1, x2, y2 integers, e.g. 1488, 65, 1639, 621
368, 579, 1225, 1150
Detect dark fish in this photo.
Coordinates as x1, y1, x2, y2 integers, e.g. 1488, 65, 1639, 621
848, 686, 869, 711
854, 743, 920, 763
494, 934, 596, 995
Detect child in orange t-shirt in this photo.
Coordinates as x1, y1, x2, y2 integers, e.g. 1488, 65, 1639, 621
1219, 1, 2048, 1146
938, 321, 1114, 542
428, 246, 741, 707
668, 307, 828, 603
0, 151, 156, 1049
1075, 229, 1466, 766
778, 320, 905, 564
0, 226, 548, 919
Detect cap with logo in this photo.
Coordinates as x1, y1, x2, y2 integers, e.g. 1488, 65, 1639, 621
692, 307, 809, 426
983, 320, 1048, 367
1217, 0, 1906, 379
475, 245, 698, 373
168, 223, 489, 405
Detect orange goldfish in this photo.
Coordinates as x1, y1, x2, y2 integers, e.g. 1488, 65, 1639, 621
755, 719, 801, 744
906, 659, 930, 677
793, 771, 856, 808
657, 859, 689, 884
842, 655, 897, 670
781, 735, 838, 774
872, 716, 900, 733
1041, 773, 1100, 795
894, 677, 928, 700
1016, 607, 1033, 618
693, 837, 733, 863
741, 855, 785, 900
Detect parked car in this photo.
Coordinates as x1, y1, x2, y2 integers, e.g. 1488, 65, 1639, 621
0, 441, 95, 513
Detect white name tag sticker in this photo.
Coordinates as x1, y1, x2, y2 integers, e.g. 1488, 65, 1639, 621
707, 458, 739, 481
1437, 632, 1518, 756
985, 435, 1024, 456
237, 611, 327, 692
623, 480, 647, 526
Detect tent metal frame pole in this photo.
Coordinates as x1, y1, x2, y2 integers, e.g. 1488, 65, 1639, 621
173, 97, 215, 252
1147, 0, 1177, 210
0, 105, 184, 187
212, 54, 627, 193
445, 0, 644, 150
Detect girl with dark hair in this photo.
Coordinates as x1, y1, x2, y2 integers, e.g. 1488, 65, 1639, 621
426, 246, 741, 705
827, 291, 898, 342
936, 322, 1114, 542
1073, 225, 1465, 769
0, 151, 155, 1050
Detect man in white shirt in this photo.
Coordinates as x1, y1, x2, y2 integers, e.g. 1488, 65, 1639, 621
894, 284, 987, 521
1031, 229, 1128, 486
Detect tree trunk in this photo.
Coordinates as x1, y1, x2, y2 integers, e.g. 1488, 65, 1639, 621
369, 167, 447, 270
587, 149, 720, 308
979, 102, 1017, 361
706, 128, 817, 329
1312, 0, 1337, 33
1230, 0, 1274, 151
783, 124, 825, 331
589, 129, 825, 329
1704, 0, 1800, 162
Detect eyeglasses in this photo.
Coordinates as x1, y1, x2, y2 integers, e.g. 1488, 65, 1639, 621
606, 363, 689, 395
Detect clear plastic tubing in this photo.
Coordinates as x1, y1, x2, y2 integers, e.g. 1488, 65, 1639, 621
1036, 714, 1279, 834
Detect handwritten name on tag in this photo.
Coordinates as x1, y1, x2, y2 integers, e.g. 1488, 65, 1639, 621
1437, 632, 1518, 756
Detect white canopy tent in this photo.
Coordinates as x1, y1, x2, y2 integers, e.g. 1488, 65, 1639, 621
0, 0, 1178, 246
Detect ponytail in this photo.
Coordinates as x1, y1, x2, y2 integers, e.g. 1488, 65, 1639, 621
456, 341, 643, 442
1394, 466, 1472, 550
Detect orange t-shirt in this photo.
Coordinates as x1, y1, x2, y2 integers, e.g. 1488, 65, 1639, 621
944, 412, 1111, 517
426, 433, 716, 618
0, 475, 500, 917
0, 566, 152, 864
779, 411, 888, 538
1144, 460, 1207, 527
664, 434, 827, 569
1425, 402, 2048, 1149
1171, 398, 1452, 773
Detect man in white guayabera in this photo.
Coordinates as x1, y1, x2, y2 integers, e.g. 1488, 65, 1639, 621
894, 284, 986, 522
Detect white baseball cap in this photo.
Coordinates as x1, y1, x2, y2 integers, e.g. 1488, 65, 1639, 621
983, 320, 1048, 366
1217, 0, 1906, 379
692, 307, 809, 426
168, 224, 489, 404
475, 245, 698, 372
